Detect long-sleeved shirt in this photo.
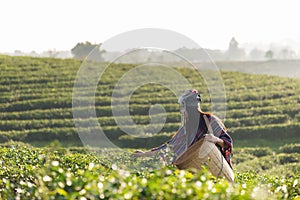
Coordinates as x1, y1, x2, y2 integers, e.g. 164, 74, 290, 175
151, 114, 233, 168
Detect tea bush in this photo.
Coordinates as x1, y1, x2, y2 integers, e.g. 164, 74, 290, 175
0, 143, 299, 199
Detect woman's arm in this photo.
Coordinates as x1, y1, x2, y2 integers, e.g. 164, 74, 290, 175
132, 149, 159, 157
203, 134, 225, 148
203, 115, 232, 148
132, 127, 184, 157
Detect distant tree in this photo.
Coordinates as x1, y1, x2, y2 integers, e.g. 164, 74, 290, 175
265, 50, 274, 60
279, 48, 295, 59
71, 42, 105, 61
249, 48, 265, 60
229, 37, 239, 51
30, 51, 39, 57
46, 49, 59, 58
174, 47, 216, 62
14, 50, 24, 56
226, 37, 245, 60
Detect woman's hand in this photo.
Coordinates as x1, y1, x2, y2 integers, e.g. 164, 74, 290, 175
132, 150, 145, 157
204, 134, 225, 148
203, 116, 225, 148
204, 134, 219, 143
132, 150, 157, 157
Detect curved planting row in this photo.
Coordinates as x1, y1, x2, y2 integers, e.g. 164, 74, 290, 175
0, 113, 292, 132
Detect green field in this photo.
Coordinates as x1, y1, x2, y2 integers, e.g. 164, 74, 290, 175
0, 55, 299, 199
0, 55, 299, 147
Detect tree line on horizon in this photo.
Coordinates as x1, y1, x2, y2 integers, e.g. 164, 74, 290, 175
70, 37, 297, 62
5, 37, 297, 61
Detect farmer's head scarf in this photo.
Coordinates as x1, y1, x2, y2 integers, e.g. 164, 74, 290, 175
178, 89, 201, 147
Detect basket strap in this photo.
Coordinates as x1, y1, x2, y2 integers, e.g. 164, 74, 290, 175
203, 115, 213, 135
217, 149, 224, 178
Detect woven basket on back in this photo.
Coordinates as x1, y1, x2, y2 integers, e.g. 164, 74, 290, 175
174, 138, 234, 182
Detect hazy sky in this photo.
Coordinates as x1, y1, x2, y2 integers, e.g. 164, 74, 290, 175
1, 0, 300, 53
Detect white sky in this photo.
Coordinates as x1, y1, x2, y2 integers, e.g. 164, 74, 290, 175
1, 0, 300, 53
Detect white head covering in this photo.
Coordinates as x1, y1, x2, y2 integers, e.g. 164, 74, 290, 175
178, 89, 201, 148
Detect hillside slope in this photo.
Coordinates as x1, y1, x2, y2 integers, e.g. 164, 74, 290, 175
0, 55, 299, 147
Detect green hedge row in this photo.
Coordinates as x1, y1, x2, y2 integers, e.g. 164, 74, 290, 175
0, 122, 180, 143
279, 143, 300, 154
227, 105, 300, 118
0, 98, 72, 112
230, 123, 300, 140
225, 114, 290, 127
0, 113, 290, 132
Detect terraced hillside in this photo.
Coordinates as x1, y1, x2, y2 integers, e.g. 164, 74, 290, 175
0, 55, 299, 148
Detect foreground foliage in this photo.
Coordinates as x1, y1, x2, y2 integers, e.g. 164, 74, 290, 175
0, 142, 299, 199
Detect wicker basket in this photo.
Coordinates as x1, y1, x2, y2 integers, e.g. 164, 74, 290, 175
174, 138, 234, 182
